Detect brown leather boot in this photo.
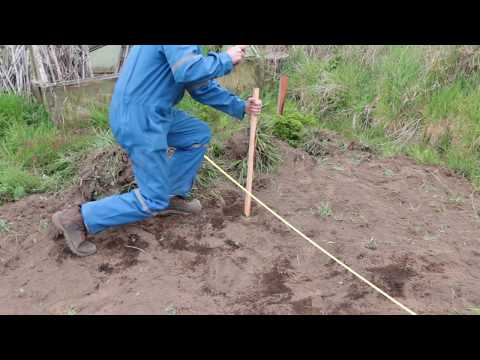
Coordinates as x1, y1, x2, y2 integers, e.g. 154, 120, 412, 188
52, 205, 97, 257
158, 196, 202, 216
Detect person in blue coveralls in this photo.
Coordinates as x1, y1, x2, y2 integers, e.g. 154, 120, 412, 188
52, 45, 263, 257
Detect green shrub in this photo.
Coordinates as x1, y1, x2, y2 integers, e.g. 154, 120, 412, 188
270, 109, 316, 146
273, 115, 304, 146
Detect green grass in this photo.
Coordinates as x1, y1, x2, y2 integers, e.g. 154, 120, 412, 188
281, 45, 480, 189
0, 94, 115, 203
317, 202, 333, 218
179, 93, 282, 187
0, 93, 49, 138
0, 219, 10, 233
66, 306, 78, 315
4, 45, 480, 204
471, 307, 480, 315
90, 104, 110, 129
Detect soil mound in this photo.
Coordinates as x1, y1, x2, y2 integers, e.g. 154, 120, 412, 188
1, 132, 480, 314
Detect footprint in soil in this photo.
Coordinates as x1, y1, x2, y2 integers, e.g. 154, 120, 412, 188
367, 262, 417, 298
290, 297, 323, 315
218, 190, 245, 216
261, 259, 294, 299
346, 283, 370, 301
160, 234, 214, 256
224, 239, 241, 250
98, 263, 114, 274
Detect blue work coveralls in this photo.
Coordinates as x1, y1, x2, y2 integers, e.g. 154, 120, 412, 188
81, 45, 246, 234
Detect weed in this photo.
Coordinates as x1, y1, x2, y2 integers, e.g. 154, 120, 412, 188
303, 130, 331, 158
0, 94, 117, 202
90, 104, 110, 129
67, 306, 78, 315
365, 237, 378, 250
470, 307, 480, 315
165, 304, 177, 315
195, 162, 219, 190
0, 160, 44, 203
225, 122, 281, 186
39, 220, 49, 231
272, 116, 304, 146
317, 202, 333, 218
281, 45, 480, 189
383, 168, 395, 177
0, 219, 9, 233
0, 94, 49, 137
448, 195, 464, 205
271, 110, 316, 147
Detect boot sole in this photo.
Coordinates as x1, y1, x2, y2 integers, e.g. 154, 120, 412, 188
157, 209, 198, 217
52, 213, 96, 257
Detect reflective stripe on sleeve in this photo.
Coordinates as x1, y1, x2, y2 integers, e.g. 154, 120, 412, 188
171, 53, 201, 74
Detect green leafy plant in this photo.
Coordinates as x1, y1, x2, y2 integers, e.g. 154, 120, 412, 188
273, 115, 304, 146
317, 202, 333, 218
0, 219, 9, 233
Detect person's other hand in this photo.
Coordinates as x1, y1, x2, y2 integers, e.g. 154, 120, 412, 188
245, 97, 262, 116
227, 45, 248, 65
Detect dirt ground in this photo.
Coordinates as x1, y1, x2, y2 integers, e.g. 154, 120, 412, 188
1, 131, 480, 315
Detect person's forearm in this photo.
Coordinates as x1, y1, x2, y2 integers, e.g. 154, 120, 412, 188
188, 80, 246, 120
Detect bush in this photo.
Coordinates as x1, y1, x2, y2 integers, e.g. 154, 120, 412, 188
273, 115, 304, 146
270, 110, 316, 146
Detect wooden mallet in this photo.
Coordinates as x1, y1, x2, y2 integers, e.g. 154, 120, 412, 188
244, 88, 261, 217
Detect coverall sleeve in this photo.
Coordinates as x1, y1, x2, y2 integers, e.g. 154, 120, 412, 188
187, 80, 246, 120
162, 45, 234, 85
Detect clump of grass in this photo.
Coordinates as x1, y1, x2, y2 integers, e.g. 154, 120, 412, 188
0, 219, 10, 233
0, 94, 49, 137
165, 304, 177, 315
271, 110, 315, 147
90, 104, 110, 129
365, 237, 378, 250
0, 160, 45, 202
280, 45, 480, 189
0, 94, 118, 203
448, 194, 464, 205
1, 121, 62, 169
272, 115, 304, 146
383, 168, 395, 177
316, 202, 333, 218
195, 161, 219, 191
303, 129, 332, 157
470, 307, 480, 315
253, 121, 282, 174
228, 122, 282, 185
67, 306, 78, 315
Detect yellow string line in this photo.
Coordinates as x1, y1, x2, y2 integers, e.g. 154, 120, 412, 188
204, 155, 417, 315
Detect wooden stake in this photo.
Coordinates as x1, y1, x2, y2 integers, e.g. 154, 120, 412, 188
31, 45, 48, 84
277, 75, 288, 115
81, 45, 94, 78
244, 88, 260, 217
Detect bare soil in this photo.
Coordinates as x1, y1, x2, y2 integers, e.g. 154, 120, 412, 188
1, 131, 480, 315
